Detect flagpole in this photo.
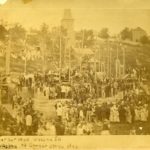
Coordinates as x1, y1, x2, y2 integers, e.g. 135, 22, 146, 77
24, 49, 27, 74
109, 47, 112, 78
107, 40, 109, 77
116, 40, 119, 78
67, 37, 71, 83
123, 46, 125, 75
94, 38, 97, 82
80, 29, 85, 72
59, 27, 62, 83
52, 38, 54, 62
42, 39, 45, 74
99, 45, 101, 72
69, 46, 71, 83
6, 34, 11, 75
82, 29, 84, 49
64, 37, 66, 67
24, 34, 27, 75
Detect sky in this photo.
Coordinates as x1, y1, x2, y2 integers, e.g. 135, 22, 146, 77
0, 0, 150, 35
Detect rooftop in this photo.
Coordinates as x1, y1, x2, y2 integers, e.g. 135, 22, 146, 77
62, 9, 73, 20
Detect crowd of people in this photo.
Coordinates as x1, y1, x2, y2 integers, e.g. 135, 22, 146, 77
0, 93, 41, 135
53, 89, 150, 135
13, 65, 148, 102
0, 65, 150, 135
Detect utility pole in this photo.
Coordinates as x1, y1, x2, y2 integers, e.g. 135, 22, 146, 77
68, 46, 71, 83
107, 40, 109, 77
24, 34, 28, 75
43, 39, 46, 74
94, 50, 97, 82
64, 37, 67, 68
40, 35, 46, 74
109, 48, 112, 78
94, 34, 98, 82
6, 35, 11, 75
94, 34, 99, 98
82, 29, 84, 49
116, 41, 120, 78
65, 37, 71, 83
99, 45, 101, 72
79, 29, 85, 72
52, 38, 54, 62
123, 46, 125, 76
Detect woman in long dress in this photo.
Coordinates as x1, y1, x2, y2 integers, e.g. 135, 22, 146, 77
45, 121, 56, 135
110, 104, 119, 122
134, 106, 141, 121
77, 122, 84, 135
79, 108, 84, 121
125, 105, 132, 123
140, 104, 148, 122
56, 103, 63, 120
37, 125, 46, 135
37, 87, 41, 98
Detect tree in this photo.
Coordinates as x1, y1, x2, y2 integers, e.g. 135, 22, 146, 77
98, 28, 109, 39
84, 29, 94, 47
0, 24, 8, 41
37, 24, 68, 69
27, 28, 39, 46
120, 27, 132, 40
9, 23, 26, 41
75, 29, 95, 48
140, 35, 150, 44
40, 23, 49, 36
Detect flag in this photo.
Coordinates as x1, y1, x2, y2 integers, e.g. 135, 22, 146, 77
23, 0, 32, 4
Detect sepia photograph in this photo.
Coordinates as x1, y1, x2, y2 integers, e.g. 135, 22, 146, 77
0, 0, 150, 138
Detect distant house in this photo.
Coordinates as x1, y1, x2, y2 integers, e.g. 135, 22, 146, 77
132, 27, 147, 42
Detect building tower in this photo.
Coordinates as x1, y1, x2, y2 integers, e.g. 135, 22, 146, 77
61, 9, 75, 48
61, 9, 75, 78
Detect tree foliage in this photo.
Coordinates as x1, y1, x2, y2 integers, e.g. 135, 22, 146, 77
140, 35, 150, 44
9, 23, 26, 41
75, 29, 94, 48
0, 24, 8, 41
120, 27, 132, 40
98, 28, 109, 39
